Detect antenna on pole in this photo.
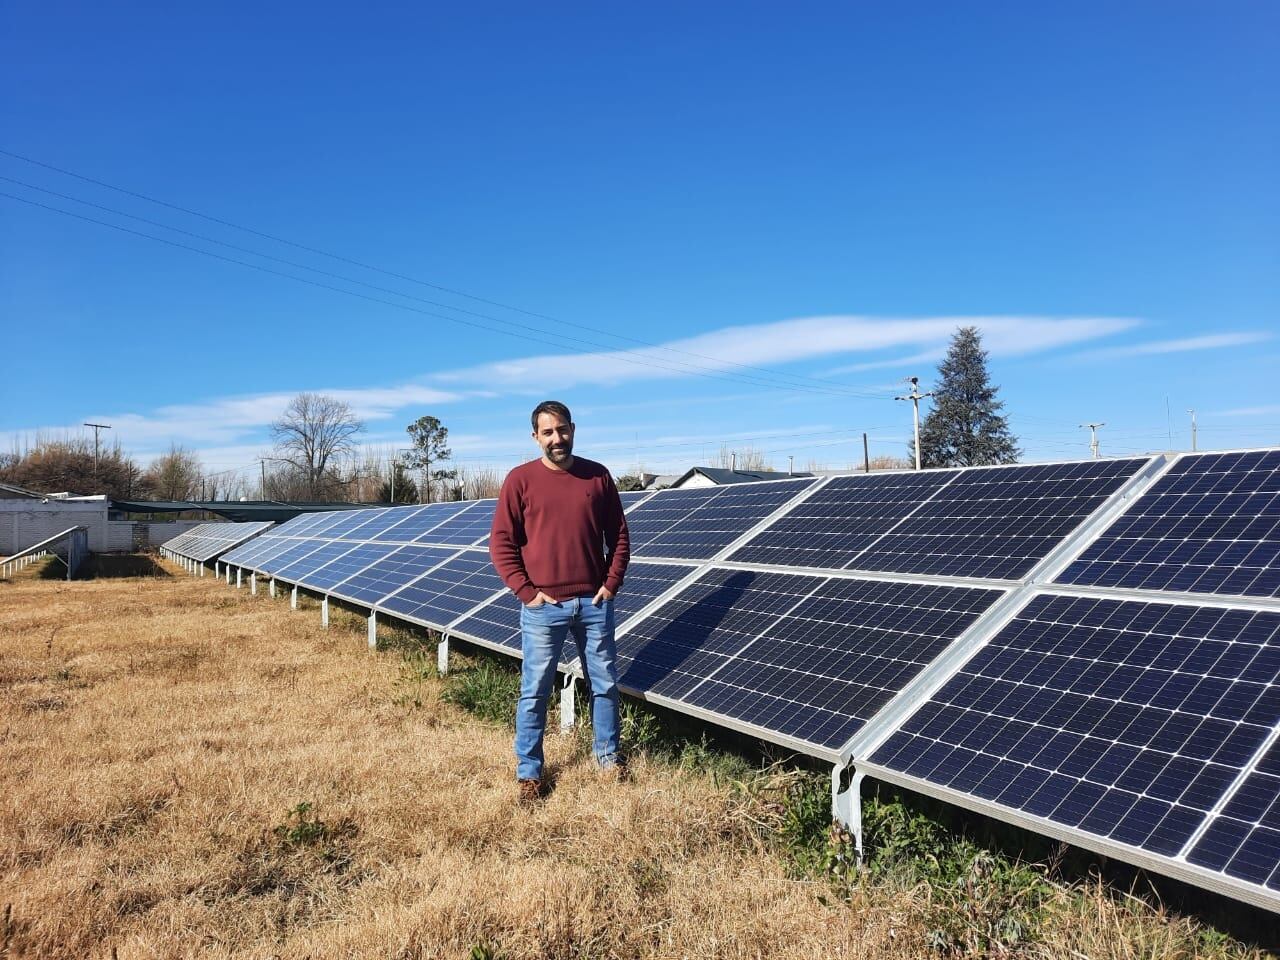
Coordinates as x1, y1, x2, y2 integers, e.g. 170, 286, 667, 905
83, 422, 112, 476
1081, 422, 1106, 460
1187, 409, 1197, 452
895, 377, 933, 470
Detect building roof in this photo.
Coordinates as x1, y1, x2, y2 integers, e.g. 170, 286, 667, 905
0, 480, 48, 500
672, 467, 815, 487
107, 499, 372, 523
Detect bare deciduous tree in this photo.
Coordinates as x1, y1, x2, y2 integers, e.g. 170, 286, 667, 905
144, 444, 203, 500
715, 444, 772, 471
270, 393, 364, 500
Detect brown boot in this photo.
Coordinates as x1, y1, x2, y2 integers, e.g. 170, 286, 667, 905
518, 778, 543, 803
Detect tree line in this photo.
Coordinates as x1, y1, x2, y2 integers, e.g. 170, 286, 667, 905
0, 327, 1020, 503
0, 395, 499, 505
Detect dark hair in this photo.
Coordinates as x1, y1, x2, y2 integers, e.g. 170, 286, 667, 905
531, 400, 572, 430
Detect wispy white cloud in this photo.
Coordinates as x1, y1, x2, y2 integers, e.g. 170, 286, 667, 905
1205, 404, 1280, 418
820, 349, 946, 376
1078, 331, 1273, 360
2, 313, 1134, 469
436, 314, 1137, 392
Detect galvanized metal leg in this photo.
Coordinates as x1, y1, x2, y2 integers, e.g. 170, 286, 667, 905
832, 764, 864, 862
559, 672, 576, 732
269, 577, 276, 598
437, 634, 449, 674
321, 596, 329, 628
367, 611, 377, 649
290, 585, 298, 610
225, 564, 231, 584
250, 572, 257, 595
199, 562, 205, 577
236, 567, 242, 589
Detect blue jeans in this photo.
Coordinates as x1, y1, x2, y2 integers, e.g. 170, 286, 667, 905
514, 595, 621, 780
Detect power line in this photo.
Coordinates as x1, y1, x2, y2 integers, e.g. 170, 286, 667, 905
0, 149, 892, 400
0, 174, 894, 401
1, 189, 882, 401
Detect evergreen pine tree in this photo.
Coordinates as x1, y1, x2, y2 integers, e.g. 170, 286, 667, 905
915, 326, 1020, 468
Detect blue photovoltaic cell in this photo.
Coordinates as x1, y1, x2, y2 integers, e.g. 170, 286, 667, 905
221, 534, 283, 567
321, 510, 384, 538
620, 490, 650, 509
380, 551, 507, 627
637, 479, 815, 560
330, 545, 458, 605
339, 506, 416, 541
729, 471, 954, 569
871, 594, 1280, 859
235, 535, 309, 571
373, 502, 470, 542
418, 500, 497, 545
1059, 450, 1280, 599
258, 539, 331, 577
687, 577, 1002, 749
305, 543, 399, 594
1189, 739, 1280, 892
616, 568, 826, 700
624, 487, 723, 554
179, 522, 273, 562
852, 459, 1148, 580
617, 569, 1001, 749
271, 540, 359, 583
450, 561, 697, 657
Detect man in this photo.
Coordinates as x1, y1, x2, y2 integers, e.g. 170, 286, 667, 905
489, 400, 631, 802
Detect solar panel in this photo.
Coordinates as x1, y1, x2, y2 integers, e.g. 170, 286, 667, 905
299, 542, 402, 593
376, 501, 471, 542
339, 506, 415, 541
221, 531, 286, 567
269, 539, 360, 583
449, 560, 697, 657
1058, 450, 1280, 599
417, 500, 497, 545
626, 479, 815, 560
257, 538, 333, 577
869, 594, 1280, 862
1188, 738, 1280, 893
641, 479, 816, 559
850, 459, 1149, 580
175, 521, 274, 562
729, 471, 953, 569
226, 534, 307, 571
379, 550, 507, 627
329, 545, 459, 604
616, 568, 1002, 750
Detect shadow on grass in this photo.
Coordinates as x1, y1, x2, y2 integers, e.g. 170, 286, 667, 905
49, 554, 173, 579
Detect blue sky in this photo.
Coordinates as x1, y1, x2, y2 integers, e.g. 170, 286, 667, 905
2, 2, 1277, 487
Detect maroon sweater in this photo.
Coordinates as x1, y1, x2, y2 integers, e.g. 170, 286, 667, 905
489, 456, 630, 604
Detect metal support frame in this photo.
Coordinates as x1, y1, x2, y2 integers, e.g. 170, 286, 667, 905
225, 564, 231, 584
832, 763, 864, 862
437, 634, 449, 674
290, 585, 298, 610
236, 567, 242, 589
321, 596, 329, 628
367, 611, 377, 648
269, 577, 276, 598
559, 672, 576, 732
250, 572, 257, 595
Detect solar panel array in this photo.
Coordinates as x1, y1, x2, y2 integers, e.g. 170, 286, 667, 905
209, 450, 1280, 912
162, 521, 274, 563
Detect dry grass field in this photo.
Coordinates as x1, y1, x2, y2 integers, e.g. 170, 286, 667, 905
0, 557, 1273, 959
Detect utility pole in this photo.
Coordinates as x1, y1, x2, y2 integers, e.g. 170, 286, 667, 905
83, 422, 111, 476
895, 377, 933, 470
260, 459, 267, 499
863, 433, 870, 473
1188, 409, 1197, 452
1081, 422, 1106, 460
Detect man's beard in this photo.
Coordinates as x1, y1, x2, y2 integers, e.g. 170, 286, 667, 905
545, 441, 573, 463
